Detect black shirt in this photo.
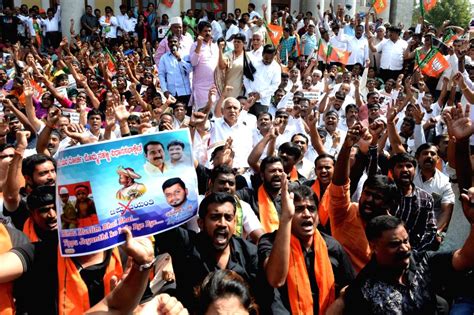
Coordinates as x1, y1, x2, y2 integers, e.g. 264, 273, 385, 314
0, 15, 21, 44
3, 190, 30, 231
257, 231, 355, 314
155, 227, 258, 309
12, 236, 127, 315
344, 251, 454, 315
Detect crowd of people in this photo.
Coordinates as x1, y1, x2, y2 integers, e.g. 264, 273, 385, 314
1, 0, 474, 314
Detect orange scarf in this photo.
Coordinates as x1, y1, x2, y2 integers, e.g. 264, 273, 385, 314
289, 167, 299, 182
0, 224, 14, 315
287, 231, 335, 315
23, 217, 40, 242
311, 180, 330, 227
258, 185, 280, 233
57, 247, 123, 315
436, 159, 443, 171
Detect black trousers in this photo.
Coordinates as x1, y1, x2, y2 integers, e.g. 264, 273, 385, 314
45, 31, 61, 49
379, 68, 403, 83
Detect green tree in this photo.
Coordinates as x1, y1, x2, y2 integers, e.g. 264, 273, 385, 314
415, 0, 471, 28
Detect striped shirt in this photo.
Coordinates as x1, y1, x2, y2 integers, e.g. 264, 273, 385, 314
392, 186, 438, 251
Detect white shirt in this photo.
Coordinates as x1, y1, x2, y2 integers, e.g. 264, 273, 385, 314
243, 59, 281, 106
209, 117, 253, 168
249, 46, 263, 62
413, 168, 455, 205
240, 200, 263, 239
225, 24, 239, 41
121, 16, 137, 33
42, 5, 61, 32
249, 11, 261, 20
347, 36, 369, 66
329, 32, 348, 51
116, 13, 127, 35
17, 14, 29, 36
99, 15, 119, 38
211, 20, 223, 42
376, 38, 408, 70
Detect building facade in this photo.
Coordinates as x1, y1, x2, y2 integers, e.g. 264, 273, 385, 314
1, 0, 414, 36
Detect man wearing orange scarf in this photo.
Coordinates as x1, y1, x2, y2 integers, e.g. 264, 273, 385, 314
303, 154, 336, 235
0, 188, 132, 315
0, 223, 31, 315
258, 174, 355, 314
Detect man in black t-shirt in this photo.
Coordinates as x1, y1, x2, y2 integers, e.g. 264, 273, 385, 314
0, 7, 22, 44
344, 213, 474, 314
258, 176, 354, 314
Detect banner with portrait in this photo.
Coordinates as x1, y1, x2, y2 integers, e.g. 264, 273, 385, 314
56, 129, 198, 256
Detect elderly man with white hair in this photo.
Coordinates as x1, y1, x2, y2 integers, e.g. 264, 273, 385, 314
208, 97, 254, 169
154, 16, 194, 65
249, 31, 264, 62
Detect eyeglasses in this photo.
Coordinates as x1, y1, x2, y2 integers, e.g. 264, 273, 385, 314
0, 154, 14, 159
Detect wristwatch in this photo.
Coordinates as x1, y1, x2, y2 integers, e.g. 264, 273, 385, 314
136, 256, 158, 271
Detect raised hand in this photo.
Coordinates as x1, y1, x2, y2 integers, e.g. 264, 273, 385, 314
368, 120, 385, 140
47, 106, 62, 127
189, 111, 207, 128
444, 103, 473, 140
412, 104, 425, 125
357, 127, 373, 153
120, 227, 154, 266
23, 79, 34, 98
343, 123, 363, 148
386, 101, 399, 124
280, 172, 294, 221
197, 35, 204, 46
16, 130, 29, 149
114, 103, 130, 122
105, 107, 116, 129
460, 187, 474, 225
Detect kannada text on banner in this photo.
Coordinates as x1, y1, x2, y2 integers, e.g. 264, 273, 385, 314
56, 129, 198, 256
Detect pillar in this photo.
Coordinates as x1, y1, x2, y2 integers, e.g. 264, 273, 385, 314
300, 0, 323, 15
182, 0, 192, 11
291, 0, 300, 13
61, 0, 85, 40
250, 0, 272, 23
113, 0, 121, 17
158, 2, 181, 19
226, 0, 235, 15
41, 0, 50, 10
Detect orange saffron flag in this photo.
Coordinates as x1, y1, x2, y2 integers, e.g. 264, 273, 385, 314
416, 48, 449, 78
266, 23, 283, 46
328, 45, 351, 65
423, 0, 437, 12
373, 0, 388, 14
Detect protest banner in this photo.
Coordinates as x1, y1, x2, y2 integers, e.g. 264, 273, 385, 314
56, 129, 198, 256
303, 91, 321, 101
